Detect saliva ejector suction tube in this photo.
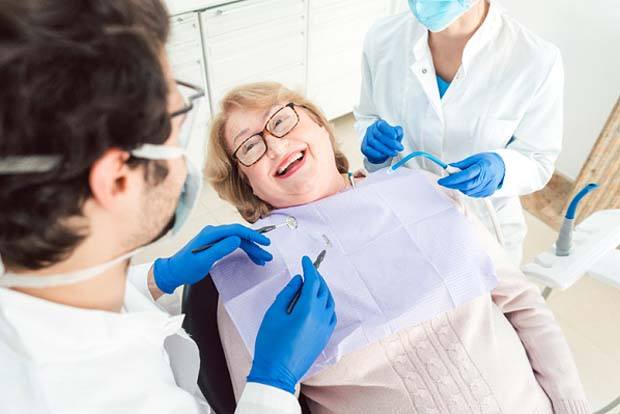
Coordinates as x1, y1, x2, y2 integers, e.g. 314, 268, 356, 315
555, 183, 599, 256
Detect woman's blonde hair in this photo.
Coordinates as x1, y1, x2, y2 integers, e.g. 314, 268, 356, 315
206, 82, 349, 223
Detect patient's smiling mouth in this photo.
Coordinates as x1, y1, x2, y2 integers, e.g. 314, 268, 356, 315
275, 149, 307, 178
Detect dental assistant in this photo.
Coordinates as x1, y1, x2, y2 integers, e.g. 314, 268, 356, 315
355, 0, 564, 264
0, 1, 335, 413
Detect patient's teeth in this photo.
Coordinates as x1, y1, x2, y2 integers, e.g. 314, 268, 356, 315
278, 151, 304, 175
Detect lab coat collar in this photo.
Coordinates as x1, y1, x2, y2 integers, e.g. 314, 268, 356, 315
461, 0, 504, 74
411, 18, 430, 63
410, 0, 504, 76
0, 283, 185, 364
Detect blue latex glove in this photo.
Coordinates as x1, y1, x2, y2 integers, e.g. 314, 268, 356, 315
247, 256, 337, 394
438, 152, 506, 198
153, 224, 272, 294
361, 119, 404, 164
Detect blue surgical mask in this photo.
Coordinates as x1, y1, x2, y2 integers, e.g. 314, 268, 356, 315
131, 90, 205, 237
408, 0, 476, 32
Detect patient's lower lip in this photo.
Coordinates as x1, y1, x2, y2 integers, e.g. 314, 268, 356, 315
276, 153, 306, 179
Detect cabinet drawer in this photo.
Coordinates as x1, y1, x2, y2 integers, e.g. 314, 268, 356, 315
206, 19, 305, 59
308, 16, 370, 56
309, 3, 387, 53
211, 63, 306, 109
167, 13, 204, 67
308, 74, 361, 120
166, 12, 208, 91
203, 0, 306, 38
208, 34, 305, 89
168, 13, 201, 47
310, 0, 387, 25
171, 60, 209, 96
308, 49, 360, 87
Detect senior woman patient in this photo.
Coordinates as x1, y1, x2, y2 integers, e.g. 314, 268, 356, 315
205, 82, 589, 414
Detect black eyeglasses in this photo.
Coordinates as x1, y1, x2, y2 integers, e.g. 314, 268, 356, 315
232, 103, 301, 167
171, 80, 205, 118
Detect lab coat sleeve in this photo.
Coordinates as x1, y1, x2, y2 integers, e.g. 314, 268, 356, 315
469, 210, 591, 413
491, 48, 564, 198
354, 27, 393, 173
236, 383, 301, 414
126, 262, 182, 315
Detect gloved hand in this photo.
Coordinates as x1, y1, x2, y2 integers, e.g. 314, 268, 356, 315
247, 256, 337, 394
153, 224, 272, 294
437, 152, 506, 197
361, 119, 404, 164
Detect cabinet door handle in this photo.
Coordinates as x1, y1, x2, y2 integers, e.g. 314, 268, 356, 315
214, 0, 292, 17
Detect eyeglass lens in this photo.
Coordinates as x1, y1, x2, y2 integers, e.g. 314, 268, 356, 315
236, 105, 298, 166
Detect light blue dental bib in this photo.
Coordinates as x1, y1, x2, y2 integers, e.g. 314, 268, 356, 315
211, 168, 498, 378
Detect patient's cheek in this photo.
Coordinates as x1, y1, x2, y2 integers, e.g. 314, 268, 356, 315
313, 133, 337, 167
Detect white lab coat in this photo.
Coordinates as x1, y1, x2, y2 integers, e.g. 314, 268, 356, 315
354, 1, 564, 264
0, 263, 300, 414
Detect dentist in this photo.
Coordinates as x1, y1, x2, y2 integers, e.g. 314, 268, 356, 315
0, 1, 335, 413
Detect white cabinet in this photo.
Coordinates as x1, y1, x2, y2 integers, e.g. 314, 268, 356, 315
166, 13, 208, 93
200, 0, 308, 111
307, 0, 391, 120
165, 0, 399, 120
166, 13, 211, 155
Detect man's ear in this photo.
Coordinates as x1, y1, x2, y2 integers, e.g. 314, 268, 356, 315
89, 149, 135, 211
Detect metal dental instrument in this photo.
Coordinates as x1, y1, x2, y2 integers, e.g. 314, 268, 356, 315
248, 216, 298, 237
191, 216, 298, 254
286, 249, 327, 314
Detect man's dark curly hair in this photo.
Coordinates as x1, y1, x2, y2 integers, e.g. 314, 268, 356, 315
0, 0, 172, 270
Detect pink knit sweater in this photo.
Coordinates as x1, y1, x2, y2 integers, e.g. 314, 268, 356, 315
217, 177, 590, 414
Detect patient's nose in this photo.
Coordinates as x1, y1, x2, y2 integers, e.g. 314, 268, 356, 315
265, 133, 289, 159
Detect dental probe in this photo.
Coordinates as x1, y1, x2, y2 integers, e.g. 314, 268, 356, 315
191, 216, 298, 254
286, 249, 327, 314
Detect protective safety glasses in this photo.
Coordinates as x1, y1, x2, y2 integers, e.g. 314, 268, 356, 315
0, 80, 206, 173
131, 80, 205, 160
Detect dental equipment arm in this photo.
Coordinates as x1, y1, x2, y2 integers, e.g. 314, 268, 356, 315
555, 183, 599, 256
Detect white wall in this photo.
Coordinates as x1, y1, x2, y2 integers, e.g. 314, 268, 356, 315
499, 0, 620, 180
389, 0, 408, 13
